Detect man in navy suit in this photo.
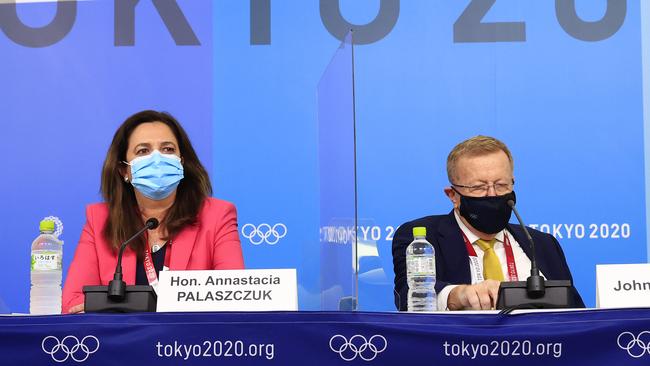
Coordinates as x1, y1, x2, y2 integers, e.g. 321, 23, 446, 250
392, 136, 584, 311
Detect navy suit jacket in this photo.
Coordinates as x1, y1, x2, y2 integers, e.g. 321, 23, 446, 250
392, 211, 585, 310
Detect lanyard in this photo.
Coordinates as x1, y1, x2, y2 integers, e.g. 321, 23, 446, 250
143, 234, 172, 294
461, 231, 518, 283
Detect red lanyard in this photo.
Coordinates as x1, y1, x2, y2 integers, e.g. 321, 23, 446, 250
461, 231, 518, 282
143, 233, 172, 293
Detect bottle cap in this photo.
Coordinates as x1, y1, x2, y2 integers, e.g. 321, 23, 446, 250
413, 227, 426, 237
39, 220, 55, 232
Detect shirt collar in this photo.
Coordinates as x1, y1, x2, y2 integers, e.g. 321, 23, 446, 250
453, 210, 505, 244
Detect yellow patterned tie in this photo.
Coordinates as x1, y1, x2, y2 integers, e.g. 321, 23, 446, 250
475, 239, 504, 281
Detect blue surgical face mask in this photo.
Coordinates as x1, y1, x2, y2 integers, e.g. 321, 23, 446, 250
126, 150, 184, 200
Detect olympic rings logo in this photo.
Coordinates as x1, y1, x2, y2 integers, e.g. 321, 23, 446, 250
41, 335, 100, 363
241, 223, 287, 245
329, 334, 387, 362
617, 331, 650, 358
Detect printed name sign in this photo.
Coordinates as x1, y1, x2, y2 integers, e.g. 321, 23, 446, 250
156, 269, 297, 312
596, 263, 650, 308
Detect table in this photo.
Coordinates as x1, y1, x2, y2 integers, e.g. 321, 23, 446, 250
1, 308, 649, 365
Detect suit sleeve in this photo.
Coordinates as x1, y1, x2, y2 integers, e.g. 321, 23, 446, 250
548, 234, 586, 308
392, 223, 411, 311
61, 206, 102, 314
210, 201, 245, 270
392, 221, 455, 311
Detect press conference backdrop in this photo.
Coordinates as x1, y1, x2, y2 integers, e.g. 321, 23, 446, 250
0, 0, 648, 312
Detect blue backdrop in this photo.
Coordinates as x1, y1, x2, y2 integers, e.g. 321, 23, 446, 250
0, 0, 647, 312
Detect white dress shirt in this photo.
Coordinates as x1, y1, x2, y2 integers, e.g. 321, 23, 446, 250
437, 211, 540, 310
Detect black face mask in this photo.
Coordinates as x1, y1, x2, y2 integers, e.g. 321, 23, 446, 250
455, 190, 516, 234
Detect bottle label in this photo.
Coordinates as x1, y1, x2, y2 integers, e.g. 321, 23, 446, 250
406, 256, 435, 276
31, 251, 61, 271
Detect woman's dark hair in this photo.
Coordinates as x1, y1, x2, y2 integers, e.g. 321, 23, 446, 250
101, 110, 212, 254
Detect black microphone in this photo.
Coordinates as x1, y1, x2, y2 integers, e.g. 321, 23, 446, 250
507, 200, 545, 298
107, 218, 159, 301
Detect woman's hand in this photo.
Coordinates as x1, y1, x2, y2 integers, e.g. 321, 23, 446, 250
67, 303, 85, 314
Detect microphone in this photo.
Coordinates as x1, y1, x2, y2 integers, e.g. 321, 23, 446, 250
107, 218, 159, 301
495, 201, 575, 312
507, 200, 545, 297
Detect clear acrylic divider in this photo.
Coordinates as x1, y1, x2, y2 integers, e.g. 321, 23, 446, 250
317, 31, 358, 311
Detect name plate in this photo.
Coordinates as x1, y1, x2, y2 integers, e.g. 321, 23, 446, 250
156, 269, 297, 312
596, 263, 650, 308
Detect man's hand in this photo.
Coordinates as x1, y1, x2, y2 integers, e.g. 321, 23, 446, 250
447, 280, 500, 310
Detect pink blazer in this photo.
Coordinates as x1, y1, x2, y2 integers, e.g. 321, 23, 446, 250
61, 197, 245, 313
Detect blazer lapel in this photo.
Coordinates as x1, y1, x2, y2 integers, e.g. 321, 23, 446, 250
170, 223, 199, 270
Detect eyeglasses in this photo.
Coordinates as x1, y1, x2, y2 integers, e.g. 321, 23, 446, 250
451, 180, 515, 196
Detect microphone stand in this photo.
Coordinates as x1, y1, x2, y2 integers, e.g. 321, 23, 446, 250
508, 200, 545, 298
83, 218, 160, 313
496, 201, 574, 312
108, 218, 159, 300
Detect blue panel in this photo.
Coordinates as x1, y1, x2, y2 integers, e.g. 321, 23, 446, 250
0, 1, 646, 312
353, 1, 645, 309
0, 0, 213, 313
214, 1, 646, 310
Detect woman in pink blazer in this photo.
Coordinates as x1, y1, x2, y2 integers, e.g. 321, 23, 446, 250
62, 110, 244, 313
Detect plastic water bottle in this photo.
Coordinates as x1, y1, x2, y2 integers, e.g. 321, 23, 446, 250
30, 219, 63, 314
406, 226, 437, 312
